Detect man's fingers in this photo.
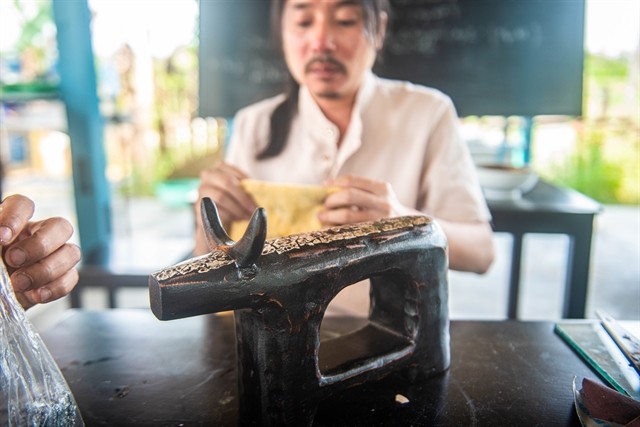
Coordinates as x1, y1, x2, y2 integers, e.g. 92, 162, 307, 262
3, 217, 74, 269
327, 175, 389, 196
324, 187, 390, 213
0, 194, 35, 245
196, 191, 253, 229
197, 182, 255, 222
318, 206, 379, 226
199, 166, 256, 217
10, 242, 81, 293
12, 242, 81, 310
215, 162, 250, 180
17, 268, 80, 309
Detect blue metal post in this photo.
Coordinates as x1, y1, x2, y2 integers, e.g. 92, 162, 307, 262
522, 116, 533, 165
52, 0, 112, 265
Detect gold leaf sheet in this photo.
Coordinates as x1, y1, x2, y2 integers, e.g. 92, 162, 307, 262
229, 179, 340, 240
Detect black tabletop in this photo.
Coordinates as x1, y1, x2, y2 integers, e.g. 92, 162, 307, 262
487, 179, 602, 215
41, 310, 598, 426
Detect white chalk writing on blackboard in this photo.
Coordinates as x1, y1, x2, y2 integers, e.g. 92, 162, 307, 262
205, 57, 286, 85
385, 23, 543, 55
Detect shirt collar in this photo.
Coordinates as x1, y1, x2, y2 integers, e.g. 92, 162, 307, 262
298, 71, 377, 144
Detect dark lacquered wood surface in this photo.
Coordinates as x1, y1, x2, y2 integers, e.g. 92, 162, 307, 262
40, 309, 601, 426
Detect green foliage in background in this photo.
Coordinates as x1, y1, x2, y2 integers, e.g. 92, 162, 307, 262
120, 149, 177, 197
586, 53, 629, 85
119, 146, 204, 197
542, 53, 639, 205
543, 121, 639, 204
119, 143, 222, 198
10, 0, 53, 53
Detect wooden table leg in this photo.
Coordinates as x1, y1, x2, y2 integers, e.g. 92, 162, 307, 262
507, 232, 524, 319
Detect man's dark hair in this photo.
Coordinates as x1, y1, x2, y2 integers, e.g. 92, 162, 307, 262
258, 0, 390, 160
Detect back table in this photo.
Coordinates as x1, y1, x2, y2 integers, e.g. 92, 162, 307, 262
487, 179, 602, 319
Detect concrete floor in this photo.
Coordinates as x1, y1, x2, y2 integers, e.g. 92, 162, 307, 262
4, 175, 639, 331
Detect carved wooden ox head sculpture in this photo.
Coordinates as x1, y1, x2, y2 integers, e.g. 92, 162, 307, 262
149, 197, 450, 426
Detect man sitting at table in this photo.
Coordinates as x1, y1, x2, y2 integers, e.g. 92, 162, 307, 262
195, 0, 495, 315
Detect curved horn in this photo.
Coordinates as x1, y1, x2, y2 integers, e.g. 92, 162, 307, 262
228, 207, 267, 269
200, 197, 234, 250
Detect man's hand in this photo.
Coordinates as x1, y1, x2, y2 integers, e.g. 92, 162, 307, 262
0, 194, 81, 309
319, 175, 420, 226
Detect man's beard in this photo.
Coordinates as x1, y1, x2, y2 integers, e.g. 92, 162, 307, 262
315, 91, 341, 99
305, 54, 346, 99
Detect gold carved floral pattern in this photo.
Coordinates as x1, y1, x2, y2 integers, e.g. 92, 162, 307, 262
154, 216, 431, 281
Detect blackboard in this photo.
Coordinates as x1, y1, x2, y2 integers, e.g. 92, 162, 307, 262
199, 0, 585, 118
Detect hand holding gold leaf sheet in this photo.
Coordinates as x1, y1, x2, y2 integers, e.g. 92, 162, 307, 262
229, 179, 340, 240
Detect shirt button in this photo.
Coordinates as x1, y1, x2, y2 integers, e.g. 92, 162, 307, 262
326, 128, 337, 139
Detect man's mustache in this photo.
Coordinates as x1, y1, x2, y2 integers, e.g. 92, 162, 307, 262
304, 55, 347, 74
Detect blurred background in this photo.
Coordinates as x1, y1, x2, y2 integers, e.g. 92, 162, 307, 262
0, 0, 638, 327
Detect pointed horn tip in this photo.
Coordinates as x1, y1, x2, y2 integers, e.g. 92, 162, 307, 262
253, 207, 267, 220
200, 196, 234, 248
228, 206, 267, 269
250, 207, 267, 238
200, 196, 214, 211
